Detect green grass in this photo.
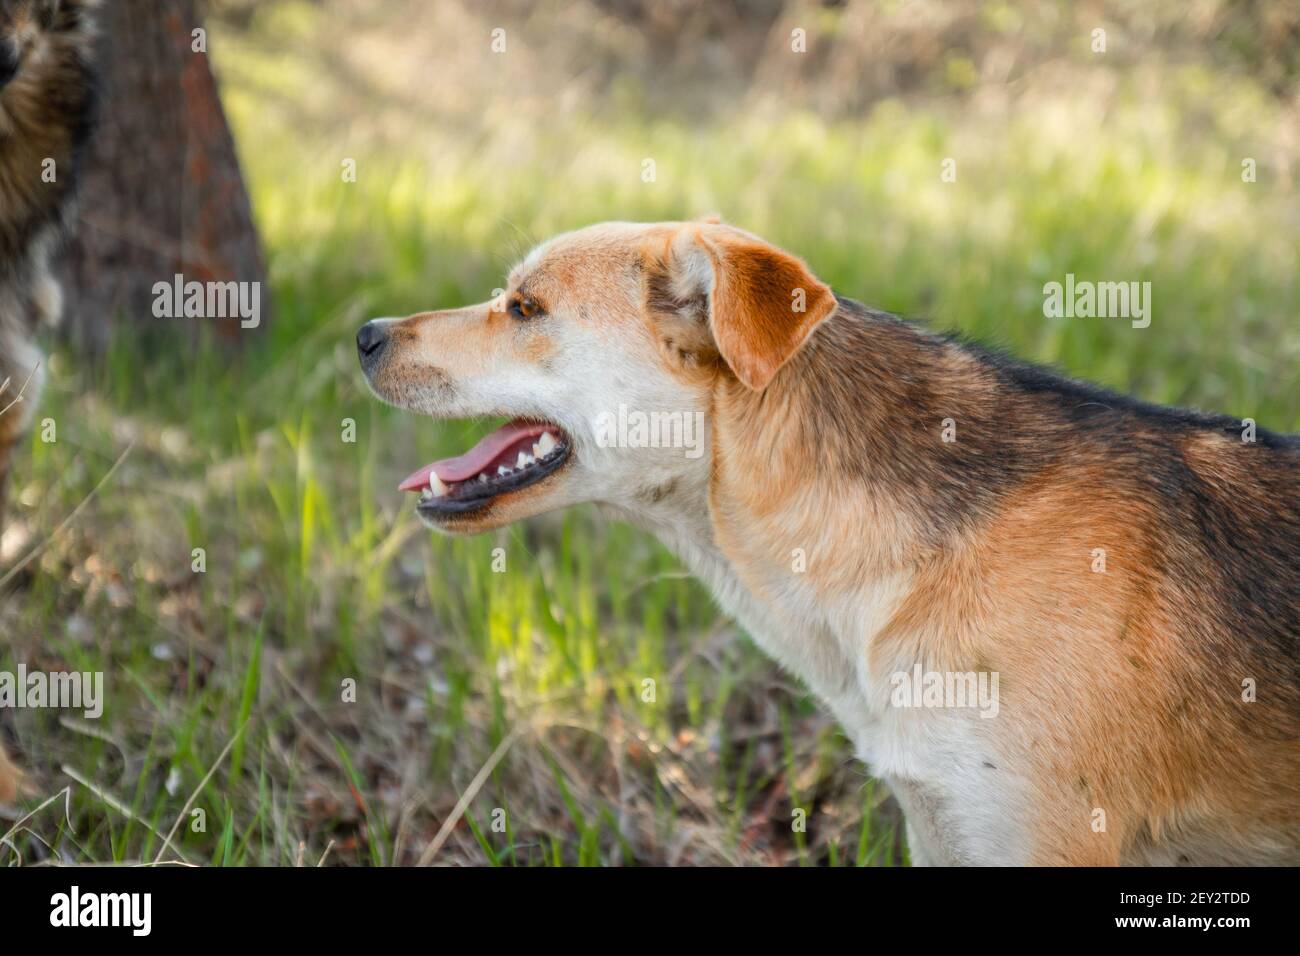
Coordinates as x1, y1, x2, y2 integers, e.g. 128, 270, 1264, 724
1, 6, 1296, 866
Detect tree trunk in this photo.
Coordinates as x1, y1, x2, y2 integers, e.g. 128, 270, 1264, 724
62, 0, 267, 350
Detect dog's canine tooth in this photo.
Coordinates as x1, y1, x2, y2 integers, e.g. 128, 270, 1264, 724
428, 473, 448, 497
517, 452, 534, 469
535, 432, 557, 457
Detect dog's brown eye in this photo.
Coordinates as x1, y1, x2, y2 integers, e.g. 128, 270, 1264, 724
510, 296, 541, 320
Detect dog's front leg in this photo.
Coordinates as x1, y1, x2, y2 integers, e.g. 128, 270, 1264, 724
888, 775, 1033, 866
904, 821, 937, 867
889, 777, 962, 866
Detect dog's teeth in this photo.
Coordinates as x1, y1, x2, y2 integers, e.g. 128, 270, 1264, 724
517, 452, 534, 469
428, 473, 448, 497
535, 431, 557, 457
420, 489, 432, 501
498, 465, 511, 476
478, 473, 489, 483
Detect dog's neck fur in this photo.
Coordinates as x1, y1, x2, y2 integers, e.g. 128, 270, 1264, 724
609, 468, 873, 719
607, 305, 954, 745
642, 494, 873, 684
607, 305, 1031, 863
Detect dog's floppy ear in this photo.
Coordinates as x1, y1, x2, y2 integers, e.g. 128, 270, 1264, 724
661, 223, 836, 391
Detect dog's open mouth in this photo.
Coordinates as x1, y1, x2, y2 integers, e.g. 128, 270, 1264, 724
398, 418, 571, 516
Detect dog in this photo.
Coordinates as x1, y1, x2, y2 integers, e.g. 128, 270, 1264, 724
0, 0, 97, 516
0, 0, 98, 803
358, 219, 1299, 865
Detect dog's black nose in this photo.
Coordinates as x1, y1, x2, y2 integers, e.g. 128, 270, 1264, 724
0, 50, 18, 89
356, 321, 387, 359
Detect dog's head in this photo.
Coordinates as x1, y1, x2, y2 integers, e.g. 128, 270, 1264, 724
0, 0, 96, 90
358, 219, 835, 534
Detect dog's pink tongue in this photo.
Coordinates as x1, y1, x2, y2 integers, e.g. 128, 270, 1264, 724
398, 419, 549, 491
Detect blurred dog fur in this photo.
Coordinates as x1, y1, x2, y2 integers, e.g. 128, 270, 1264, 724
360, 218, 1299, 865
0, 0, 98, 803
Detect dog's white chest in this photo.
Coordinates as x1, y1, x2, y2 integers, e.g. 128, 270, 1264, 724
638, 507, 1027, 864
690, 553, 1025, 863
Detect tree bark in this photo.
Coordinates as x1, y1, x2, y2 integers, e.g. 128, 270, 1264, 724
62, 0, 267, 350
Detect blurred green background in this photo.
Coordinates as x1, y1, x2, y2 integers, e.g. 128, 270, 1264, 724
1, 0, 1296, 865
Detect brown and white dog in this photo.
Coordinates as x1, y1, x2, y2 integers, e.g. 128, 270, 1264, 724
358, 219, 1300, 866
